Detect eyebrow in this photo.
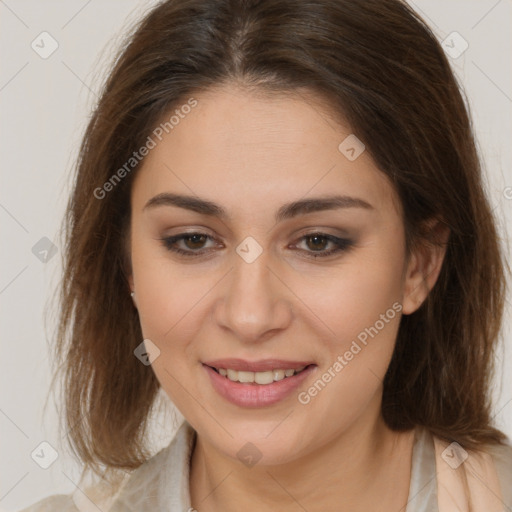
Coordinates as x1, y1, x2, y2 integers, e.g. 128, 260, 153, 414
143, 192, 373, 222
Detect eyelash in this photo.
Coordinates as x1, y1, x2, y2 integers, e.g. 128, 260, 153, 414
159, 232, 354, 259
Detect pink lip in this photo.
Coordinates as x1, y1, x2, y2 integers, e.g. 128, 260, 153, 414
203, 358, 314, 372
203, 362, 317, 408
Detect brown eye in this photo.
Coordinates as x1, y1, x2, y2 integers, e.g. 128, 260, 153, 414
305, 234, 330, 251
293, 233, 354, 258
160, 231, 353, 259
160, 232, 217, 257
182, 234, 208, 249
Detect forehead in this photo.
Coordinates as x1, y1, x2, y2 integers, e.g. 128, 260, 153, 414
131, 84, 401, 219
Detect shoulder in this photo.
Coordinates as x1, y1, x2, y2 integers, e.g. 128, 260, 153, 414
108, 420, 196, 510
18, 421, 196, 512
16, 476, 129, 512
17, 494, 78, 512
483, 438, 512, 506
432, 432, 512, 510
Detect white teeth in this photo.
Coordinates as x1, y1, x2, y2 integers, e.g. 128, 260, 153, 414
227, 369, 238, 381
273, 369, 285, 381
215, 366, 308, 384
255, 371, 274, 385
237, 371, 255, 383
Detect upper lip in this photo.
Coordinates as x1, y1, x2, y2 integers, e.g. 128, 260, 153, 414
203, 358, 315, 372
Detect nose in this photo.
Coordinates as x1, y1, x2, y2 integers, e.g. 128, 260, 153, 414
213, 247, 293, 344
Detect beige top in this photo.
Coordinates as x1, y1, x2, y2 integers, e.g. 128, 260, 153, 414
19, 421, 512, 512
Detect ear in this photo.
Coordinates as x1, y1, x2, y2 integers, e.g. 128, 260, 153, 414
127, 274, 138, 308
401, 218, 450, 315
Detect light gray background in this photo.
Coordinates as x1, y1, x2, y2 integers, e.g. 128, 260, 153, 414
1, 1, 511, 510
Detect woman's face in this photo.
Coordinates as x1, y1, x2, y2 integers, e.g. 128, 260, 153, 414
128, 83, 428, 465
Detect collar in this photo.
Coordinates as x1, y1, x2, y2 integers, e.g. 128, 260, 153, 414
108, 422, 439, 511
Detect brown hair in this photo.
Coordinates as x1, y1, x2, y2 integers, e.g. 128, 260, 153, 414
51, 0, 508, 481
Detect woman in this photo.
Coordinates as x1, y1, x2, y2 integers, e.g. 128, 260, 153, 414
21, 0, 512, 510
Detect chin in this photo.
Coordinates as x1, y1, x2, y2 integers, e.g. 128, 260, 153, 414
199, 415, 319, 467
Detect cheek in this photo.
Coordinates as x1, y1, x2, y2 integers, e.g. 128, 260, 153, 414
130, 234, 197, 344
302, 239, 405, 401
318, 246, 405, 346
130, 241, 207, 407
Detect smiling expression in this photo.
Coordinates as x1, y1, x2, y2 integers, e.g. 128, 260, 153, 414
127, 83, 424, 465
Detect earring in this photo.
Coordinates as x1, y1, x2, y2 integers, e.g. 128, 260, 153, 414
131, 291, 135, 299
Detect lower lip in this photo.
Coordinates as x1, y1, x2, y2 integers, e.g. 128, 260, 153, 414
203, 364, 316, 408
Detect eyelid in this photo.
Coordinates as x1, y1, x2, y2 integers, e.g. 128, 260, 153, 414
158, 232, 221, 256
158, 230, 354, 259
291, 232, 352, 250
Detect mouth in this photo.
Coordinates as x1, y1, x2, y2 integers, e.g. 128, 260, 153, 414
202, 359, 317, 408
208, 365, 311, 384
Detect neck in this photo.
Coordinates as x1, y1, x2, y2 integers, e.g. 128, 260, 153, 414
189, 398, 415, 512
